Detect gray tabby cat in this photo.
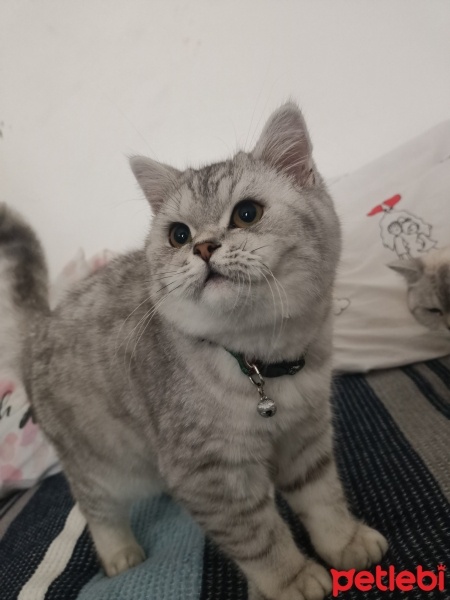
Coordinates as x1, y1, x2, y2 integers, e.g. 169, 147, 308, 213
390, 245, 450, 332
25, 103, 388, 600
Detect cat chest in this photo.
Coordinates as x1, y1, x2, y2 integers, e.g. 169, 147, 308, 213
196, 371, 315, 444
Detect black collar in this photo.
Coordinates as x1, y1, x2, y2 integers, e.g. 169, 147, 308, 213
227, 349, 306, 378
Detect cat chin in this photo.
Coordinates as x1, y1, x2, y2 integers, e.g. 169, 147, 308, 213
201, 280, 241, 308
159, 290, 280, 342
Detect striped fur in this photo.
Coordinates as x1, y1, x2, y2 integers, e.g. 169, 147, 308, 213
0, 203, 48, 318
0, 204, 49, 420
24, 104, 387, 600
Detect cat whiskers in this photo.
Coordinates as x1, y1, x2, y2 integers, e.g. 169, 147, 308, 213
231, 270, 244, 311
151, 267, 189, 282
152, 268, 187, 278
114, 266, 187, 361
245, 269, 254, 309
127, 279, 185, 377
261, 264, 289, 343
240, 239, 248, 252
116, 267, 187, 373
113, 293, 153, 363
249, 244, 272, 254
122, 301, 163, 375
252, 266, 281, 345
248, 260, 287, 346
260, 262, 289, 318
233, 266, 255, 320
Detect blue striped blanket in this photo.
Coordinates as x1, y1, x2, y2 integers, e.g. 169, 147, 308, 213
1, 357, 449, 599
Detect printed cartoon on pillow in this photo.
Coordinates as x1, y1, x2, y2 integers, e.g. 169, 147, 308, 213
368, 193, 437, 260
368, 194, 450, 334
333, 297, 351, 316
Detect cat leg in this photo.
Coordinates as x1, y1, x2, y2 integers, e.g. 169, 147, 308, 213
87, 517, 146, 577
172, 466, 332, 600
69, 476, 146, 577
276, 425, 388, 570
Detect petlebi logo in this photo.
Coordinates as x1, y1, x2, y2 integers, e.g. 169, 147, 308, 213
330, 563, 446, 596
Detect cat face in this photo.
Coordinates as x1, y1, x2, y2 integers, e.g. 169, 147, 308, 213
390, 249, 450, 332
408, 277, 450, 331
130, 104, 341, 343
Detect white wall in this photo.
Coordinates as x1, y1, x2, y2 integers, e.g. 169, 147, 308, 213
1, 0, 449, 278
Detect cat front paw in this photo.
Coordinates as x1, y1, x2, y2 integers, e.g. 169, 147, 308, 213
281, 560, 332, 600
103, 543, 146, 577
329, 523, 388, 570
249, 560, 331, 600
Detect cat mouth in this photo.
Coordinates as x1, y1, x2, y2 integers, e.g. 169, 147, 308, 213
204, 267, 228, 285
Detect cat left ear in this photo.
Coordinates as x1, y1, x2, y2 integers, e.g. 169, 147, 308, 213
252, 101, 315, 187
129, 156, 182, 214
388, 258, 424, 284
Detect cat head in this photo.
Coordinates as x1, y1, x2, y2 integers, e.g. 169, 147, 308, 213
389, 247, 450, 332
130, 102, 340, 353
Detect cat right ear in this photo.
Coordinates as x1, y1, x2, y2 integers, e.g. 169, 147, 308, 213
252, 101, 315, 187
129, 156, 181, 214
388, 258, 423, 284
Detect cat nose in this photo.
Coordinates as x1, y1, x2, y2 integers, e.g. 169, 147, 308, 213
193, 241, 221, 263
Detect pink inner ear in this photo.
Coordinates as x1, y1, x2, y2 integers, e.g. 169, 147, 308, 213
0, 380, 15, 399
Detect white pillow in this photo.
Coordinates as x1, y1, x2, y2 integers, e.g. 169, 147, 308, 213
330, 121, 450, 372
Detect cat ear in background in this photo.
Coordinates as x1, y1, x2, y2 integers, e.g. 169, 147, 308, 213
388, 259, 424, 284
252, 101, 315, 187
129, 156, 182, 214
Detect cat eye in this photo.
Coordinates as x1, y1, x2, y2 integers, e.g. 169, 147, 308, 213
231, 200, 263, 229
169, 223, 192, 248
426, 308, 443, 315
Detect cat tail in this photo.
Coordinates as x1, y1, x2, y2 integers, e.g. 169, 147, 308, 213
0, 202, 50, 320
